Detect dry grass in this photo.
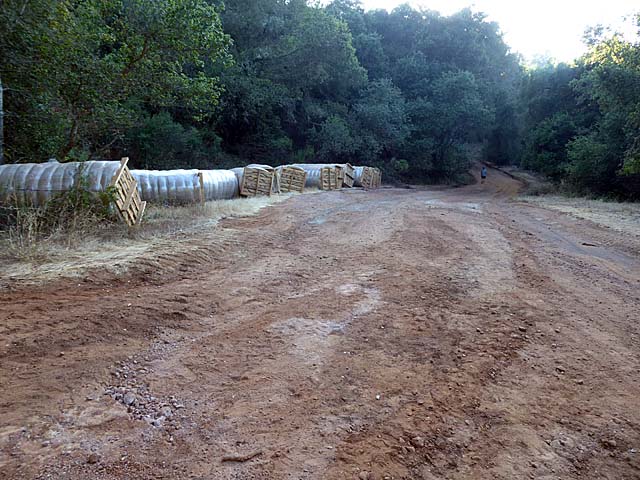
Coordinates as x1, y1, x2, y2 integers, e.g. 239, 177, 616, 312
520, 195, 640, 237
141, 194, 294, 234
0, 206, 117, 264
0, 193, 299, 286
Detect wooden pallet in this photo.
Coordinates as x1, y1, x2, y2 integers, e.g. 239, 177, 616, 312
278, 166, 307, 193
319, 166, 339, 190
109, 157, 146, 226
360, 166, 375, 189
240, 166, 276, 197
373, 168, 382, 188
337, 163, 355, 188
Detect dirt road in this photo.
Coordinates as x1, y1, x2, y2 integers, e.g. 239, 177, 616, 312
2, 168, 640, 479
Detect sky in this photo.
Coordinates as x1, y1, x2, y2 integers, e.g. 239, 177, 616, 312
359, 0, 639, 63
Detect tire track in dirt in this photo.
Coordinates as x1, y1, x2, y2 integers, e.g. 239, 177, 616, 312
2, 179, 640, 479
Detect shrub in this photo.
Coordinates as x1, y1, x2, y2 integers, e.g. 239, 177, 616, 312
0, 165, 117, 259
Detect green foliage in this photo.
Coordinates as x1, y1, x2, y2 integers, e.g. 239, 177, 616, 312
403, 70, 494, 181
13, 0, 640, 200
392, 158, 409, 173
312, 115, 356, 161
521, 113, 577, 179
125, 112, 221, 170
45, 164, 116, 224
519, 15, 640, 198
200, 0, 520, 181
0, 0, 230, 162
1, 164, 118, 257
2, 0, 521, 183
621, 154, 640, 175
350, 79, 409, 162
565, 133, 617, 194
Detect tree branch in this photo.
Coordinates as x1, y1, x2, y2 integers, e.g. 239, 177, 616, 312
122, 37, 151, 77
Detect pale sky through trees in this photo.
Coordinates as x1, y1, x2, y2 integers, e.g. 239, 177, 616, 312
360, 0, 639, 62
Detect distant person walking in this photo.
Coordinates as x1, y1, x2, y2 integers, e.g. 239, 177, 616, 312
481, 166, 488, 184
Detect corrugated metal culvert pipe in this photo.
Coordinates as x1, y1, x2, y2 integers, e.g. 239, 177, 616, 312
131, 169, 202, 204
0, 161, 241, 206
291, 164, 346, 188
199, 170, 239, 200
353, 166, 365, 186
132, 169, 239, 204
0, 160, 121, 206
353, 166, 382, 188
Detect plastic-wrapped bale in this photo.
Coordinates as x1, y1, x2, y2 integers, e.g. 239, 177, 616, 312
0, 160, 122, 206
230, 167, 243, 177
230, 167, 244, 186
336, 163, 355, 188
352, 166, 365, 187
276, 166, 307, 193
319, 166, 340, 190
240, 165, 277, 197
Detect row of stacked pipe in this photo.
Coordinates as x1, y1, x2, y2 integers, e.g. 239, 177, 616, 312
0, 160, 382, 207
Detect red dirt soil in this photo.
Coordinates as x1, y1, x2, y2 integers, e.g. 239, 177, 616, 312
1, 167, 640, 479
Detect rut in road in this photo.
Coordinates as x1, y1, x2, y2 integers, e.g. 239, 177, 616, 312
1, 169, 640, 480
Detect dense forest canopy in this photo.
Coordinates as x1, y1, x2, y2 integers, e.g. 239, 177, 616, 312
0, 0, 639, 197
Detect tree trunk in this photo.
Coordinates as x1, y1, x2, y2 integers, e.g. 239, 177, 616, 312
0, 75, 4, 165
59, 116, 79, 161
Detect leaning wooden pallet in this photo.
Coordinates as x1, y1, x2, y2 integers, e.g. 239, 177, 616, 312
240, 166, 276, 197
338, 163, 356, 188
360, 166, 375, 189
109, 157, 146, 226
319, 166, 340, 190
373, 168, 382, 188
278, 166, 307, 193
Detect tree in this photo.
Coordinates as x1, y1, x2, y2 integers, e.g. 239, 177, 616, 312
573, 28, 640, 194
409, 71, 494, 180
350, 78, 409, 163
0, 75, 4, 164
312, 114, 356, 161
325, 3, 519, 181
0, 0, 230, 162
214, 0, 366, 164
519, 15, 640, 198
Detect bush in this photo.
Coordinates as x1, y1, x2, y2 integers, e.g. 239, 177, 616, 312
0, 166, 117, 259
125, 112, 222, 170
566, 134, 618, 195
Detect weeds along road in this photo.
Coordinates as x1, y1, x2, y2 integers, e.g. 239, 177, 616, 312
2, 168, 640, 479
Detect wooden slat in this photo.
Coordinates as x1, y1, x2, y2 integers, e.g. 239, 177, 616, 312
240, 167, 276, 196
121, 180, 138, 213
279, 167, 306, 193
107, 157, 145, 226
110, 157, 129, 187
198, 172, 205, 204
136, 201, 147, 225
320, 167, 339, 190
